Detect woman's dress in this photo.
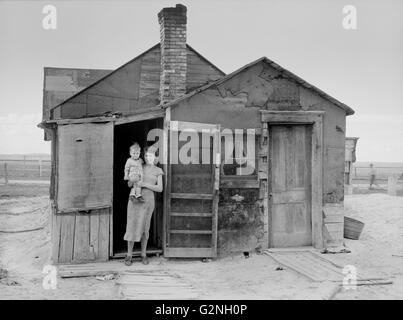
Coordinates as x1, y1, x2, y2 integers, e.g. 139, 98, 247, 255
123, 164, 164, 242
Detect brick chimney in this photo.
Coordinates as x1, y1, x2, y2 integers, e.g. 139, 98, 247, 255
158, 4, 187, 104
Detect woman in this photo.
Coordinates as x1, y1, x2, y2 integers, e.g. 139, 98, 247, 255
123, 145, 163, 266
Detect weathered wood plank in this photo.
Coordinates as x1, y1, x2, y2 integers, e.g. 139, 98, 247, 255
170, 230, 212, 234
58, 214, 76, 263
170, 212, 213, 217
98, 208, 110, 261
171, 193, 213, 200
90, 212, 100, 259
220, 179, 259, 189
261, 110, 324, 123
311, 115, 324, 248
51, 209, 62, 264
73, 214, 93, 262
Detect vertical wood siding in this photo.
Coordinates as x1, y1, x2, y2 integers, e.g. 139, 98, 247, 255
52, 207, 111, 264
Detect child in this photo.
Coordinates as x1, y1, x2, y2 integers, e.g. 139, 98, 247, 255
124, 142, 144, 202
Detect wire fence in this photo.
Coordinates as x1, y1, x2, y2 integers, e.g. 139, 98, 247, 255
1, 157, 402, 186
0, 158, 51, 184
351, 166, 403, 182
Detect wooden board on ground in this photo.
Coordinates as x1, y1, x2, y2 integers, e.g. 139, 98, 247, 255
264, 249, 392, 285
57, 261, 133, 278
117, 271, 200, 300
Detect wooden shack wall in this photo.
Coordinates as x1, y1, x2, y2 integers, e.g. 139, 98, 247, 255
171, 61, 347, 252
53, 46, 223, 120
344, 137, 358, 197
51, 208, 111, 264
50, 122, 113, 264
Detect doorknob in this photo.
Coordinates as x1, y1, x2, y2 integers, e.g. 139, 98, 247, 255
268, 193, 273, 199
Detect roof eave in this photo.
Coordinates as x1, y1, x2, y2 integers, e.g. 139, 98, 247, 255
161, 56, 355, 116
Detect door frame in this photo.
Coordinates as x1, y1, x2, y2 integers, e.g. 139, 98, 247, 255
110, 110, 166, 258
261, 110, 324, 249
163, 120, 221, 258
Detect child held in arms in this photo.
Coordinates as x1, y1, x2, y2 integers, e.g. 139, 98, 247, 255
124, 142, 145, 202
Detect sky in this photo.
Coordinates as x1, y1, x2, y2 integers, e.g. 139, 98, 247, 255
0, 0, 402, 162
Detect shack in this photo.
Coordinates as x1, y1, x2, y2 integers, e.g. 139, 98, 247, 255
39, 4, 355, 264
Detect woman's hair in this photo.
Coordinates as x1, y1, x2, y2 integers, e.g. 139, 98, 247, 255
129, 142, 141, 152
144, 144, 157, 155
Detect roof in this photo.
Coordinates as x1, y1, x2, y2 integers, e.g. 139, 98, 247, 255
161, 57, 355, 116
44, 66, 111, 72
43, 66, 112, 112
50, 43, 225, 112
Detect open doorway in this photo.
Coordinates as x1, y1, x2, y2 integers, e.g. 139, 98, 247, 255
112, 117, 164, 257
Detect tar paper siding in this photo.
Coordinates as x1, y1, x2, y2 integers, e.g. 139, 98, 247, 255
170, 60, 347, 252
51, 46, 223, 120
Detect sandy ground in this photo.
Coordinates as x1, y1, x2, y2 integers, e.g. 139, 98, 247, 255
0, 191, 402, 300
0, 196, 118, 299
325, 193, 403, 299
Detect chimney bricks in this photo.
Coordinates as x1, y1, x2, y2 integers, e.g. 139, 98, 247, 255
158, 4, 187, 104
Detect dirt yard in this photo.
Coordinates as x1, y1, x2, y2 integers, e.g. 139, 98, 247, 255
327, 193, 403, 299
1, 183, 402, 300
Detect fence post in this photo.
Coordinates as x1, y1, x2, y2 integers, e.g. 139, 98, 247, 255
4, 163, 8, 186
388, 175, 398, 196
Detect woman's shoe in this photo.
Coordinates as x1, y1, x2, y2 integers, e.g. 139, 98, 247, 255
141, 256, 149, 265
124, 255, 132, 266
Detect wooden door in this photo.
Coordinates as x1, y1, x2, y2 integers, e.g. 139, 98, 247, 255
164, 121, 220, 258
55, 122, 113, 263
57, 122, 113, 211
269, 124, 312, 247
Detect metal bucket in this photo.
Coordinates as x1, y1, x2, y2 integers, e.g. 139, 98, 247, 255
344, 216, 365, 240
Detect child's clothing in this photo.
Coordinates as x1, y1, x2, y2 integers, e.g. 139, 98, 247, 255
124, 157, 143, 199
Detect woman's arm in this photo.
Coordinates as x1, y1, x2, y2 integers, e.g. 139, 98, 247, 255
141, 175, 163, 193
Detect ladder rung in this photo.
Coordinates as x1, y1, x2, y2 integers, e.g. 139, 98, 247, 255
170, 230, 212, 234
170, 212, 212, 217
